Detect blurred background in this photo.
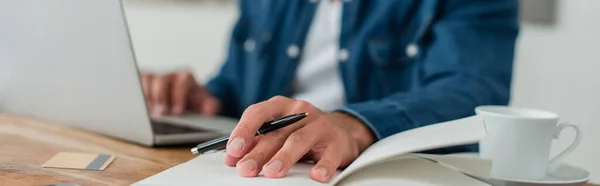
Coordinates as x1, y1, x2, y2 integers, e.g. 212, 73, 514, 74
123, 0, 600, 182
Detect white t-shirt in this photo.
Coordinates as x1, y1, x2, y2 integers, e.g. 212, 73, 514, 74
292, 0, 344, 111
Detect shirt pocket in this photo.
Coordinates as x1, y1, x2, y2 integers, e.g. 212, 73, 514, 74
367, 16, 433, 69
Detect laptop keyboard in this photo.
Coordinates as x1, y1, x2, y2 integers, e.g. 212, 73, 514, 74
151, 121, 208, 135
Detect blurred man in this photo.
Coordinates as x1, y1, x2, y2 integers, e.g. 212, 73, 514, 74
141, 0, 519, 183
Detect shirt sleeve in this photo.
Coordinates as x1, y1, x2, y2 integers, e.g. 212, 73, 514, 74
204, 3, 247, 118
336, 0, 519, 140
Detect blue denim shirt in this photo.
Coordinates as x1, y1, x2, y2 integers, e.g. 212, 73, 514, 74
205, 0, 519, 153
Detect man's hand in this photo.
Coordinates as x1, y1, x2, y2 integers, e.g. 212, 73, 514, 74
224, 96, 375, 183
140, 71, 221, 117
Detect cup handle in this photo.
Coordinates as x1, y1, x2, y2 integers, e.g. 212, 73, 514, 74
548, 122, 581, 170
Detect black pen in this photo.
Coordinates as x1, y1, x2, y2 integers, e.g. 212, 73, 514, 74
191, 112, 309, 154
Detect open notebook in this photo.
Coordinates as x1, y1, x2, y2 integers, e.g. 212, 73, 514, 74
133, 115, 492, 186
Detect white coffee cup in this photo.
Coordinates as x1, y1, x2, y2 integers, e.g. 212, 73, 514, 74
475, 106, 581, 180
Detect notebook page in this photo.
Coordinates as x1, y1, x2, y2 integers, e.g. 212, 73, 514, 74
414, 153, 492, 180
337, 155, 490, 186
330, 115, 487, 184
132, 151, 340, 186
133, 115, 486, 186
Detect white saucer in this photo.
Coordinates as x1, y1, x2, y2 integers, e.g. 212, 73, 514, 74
446, 153, 591, 186
488, 163, 591, 186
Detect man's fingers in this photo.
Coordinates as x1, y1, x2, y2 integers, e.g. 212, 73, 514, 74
150, 73, 174, 117
262, 118, 325, 178
225, 136, 261, 167
140, 73, 154, 108
310, 145, 343, 183
227, 96, 320, 179
201, 96, 220, 116
224, 153, 241, 167
188, 85, 220, 116
170, 72, 194, 116
226, 96, 296, 158
187, 85, 206, 113
234, 133, 288, 177
233, 104, 317, 177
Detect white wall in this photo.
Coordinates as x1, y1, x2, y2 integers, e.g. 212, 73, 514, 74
511, 0, 600, 183
123, 0, 237, 82
123, 0, 600, 183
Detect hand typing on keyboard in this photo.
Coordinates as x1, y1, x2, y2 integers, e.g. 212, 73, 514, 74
140, 71, 221, 117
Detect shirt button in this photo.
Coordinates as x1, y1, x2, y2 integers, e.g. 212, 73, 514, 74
339, 49, 349, 62
406, 44, 419, 58
287, 45, 300, 59
244, 39, 255, 52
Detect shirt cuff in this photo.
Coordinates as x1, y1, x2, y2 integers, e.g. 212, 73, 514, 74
204, 77, 237, 117
335, 100, 416, 141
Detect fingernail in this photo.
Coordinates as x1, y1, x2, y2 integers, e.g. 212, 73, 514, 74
153, 104, 165, 117
172, 106, 184, 115
318, 167, 328, 177
265, 161, 283, 172
239, 159, 257, 171
228, 137, 244, 152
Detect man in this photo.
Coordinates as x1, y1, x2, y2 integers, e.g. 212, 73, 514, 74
142, 0, 519, 183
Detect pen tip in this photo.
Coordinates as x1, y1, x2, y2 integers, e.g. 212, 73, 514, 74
304, 112, 309, 116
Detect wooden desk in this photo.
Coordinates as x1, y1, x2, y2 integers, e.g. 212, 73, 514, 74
0, 114, 195, 186
1, 114, 597, 186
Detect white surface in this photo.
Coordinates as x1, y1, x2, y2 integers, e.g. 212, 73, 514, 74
292, 0, 345, 111
447, 154, 591, 186
489, 163, 591, 186
510, 0, 600, 183
133, 152, 492, 186
331, 115, 487, 183
0, 60, 13, 110
336, 156, 489, 186
475, 106, 581, 180
418, 153, 493, 180
122, 0, 236, 82
133, 115, 488, 185
134, 151, 332, 186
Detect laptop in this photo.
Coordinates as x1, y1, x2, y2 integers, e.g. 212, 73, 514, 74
0, 0, 238, 146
